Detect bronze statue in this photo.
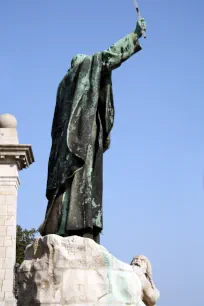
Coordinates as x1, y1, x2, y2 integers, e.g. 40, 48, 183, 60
39, 18, 147, 243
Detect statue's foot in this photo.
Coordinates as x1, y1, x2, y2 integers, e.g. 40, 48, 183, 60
93, 233, 100, 244
55, 228, 100, 244
82, 231, 100, 244
56, 230, 66, 236
83, 232, 93, 239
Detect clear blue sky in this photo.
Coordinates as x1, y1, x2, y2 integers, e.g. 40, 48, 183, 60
1, 0, 204, 304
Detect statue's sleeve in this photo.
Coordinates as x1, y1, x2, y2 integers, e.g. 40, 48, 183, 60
102, 33, 142, 71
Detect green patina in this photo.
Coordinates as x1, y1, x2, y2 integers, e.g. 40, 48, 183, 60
40, 21, 146, 241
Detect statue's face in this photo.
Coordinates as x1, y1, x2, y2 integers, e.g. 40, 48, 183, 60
71, 54, 87, 68
132, 256, 147, 272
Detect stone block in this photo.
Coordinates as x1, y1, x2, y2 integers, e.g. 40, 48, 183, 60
0, 216, 6, 225
4, 269, 13, 280
0, 226, 6, 237
0, 269, 5, 280
2, 280, 13, 292
3, 258, 13, 269
5, 301, 17, 306
0, 195, 6, 206
0, 127, 19, 145
0, 258, 4, 268
0, 206, 8, 216
6, 226, 15, 236
0, 237, 4, 246
0, 186, 13, 194
7, 206, 15, 215
5, 247, 13, 258
4, 292, 15, 300
0, 247, 6, 257
0, 291, 5, 300
4, 237, 12, 247
0, 164, 18, 178
5, 195, 17, 206
5, 216, 15, 226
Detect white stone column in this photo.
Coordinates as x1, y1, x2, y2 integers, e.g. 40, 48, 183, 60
0, 114, 34, 306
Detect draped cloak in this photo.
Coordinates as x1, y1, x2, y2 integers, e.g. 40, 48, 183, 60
40, 33, 142, 236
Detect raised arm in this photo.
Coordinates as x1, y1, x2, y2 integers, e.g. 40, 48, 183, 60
142, 275, 160, 306
102, 18, 146, 71
131, 255, 160, 306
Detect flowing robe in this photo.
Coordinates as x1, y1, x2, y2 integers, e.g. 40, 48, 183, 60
40, 33, 142, 237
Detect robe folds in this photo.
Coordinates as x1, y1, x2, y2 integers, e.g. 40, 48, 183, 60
40, 33, 142, 236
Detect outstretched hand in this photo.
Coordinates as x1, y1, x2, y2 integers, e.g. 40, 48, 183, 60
135, 18, 146, 38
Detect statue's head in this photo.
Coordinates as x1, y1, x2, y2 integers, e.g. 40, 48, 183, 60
71, 54, 87, 68
131, 255, 152, 276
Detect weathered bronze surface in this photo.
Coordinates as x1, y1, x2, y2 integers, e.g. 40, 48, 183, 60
40, 19, 146, 242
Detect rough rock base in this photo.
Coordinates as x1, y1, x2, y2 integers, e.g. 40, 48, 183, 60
18, 235, 144, 306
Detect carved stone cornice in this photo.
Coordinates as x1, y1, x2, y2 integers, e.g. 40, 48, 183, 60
0, 144, 34, 170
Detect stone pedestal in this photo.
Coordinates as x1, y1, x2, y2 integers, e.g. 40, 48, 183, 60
18, 235, 145, 306
0, 114, 34, 306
